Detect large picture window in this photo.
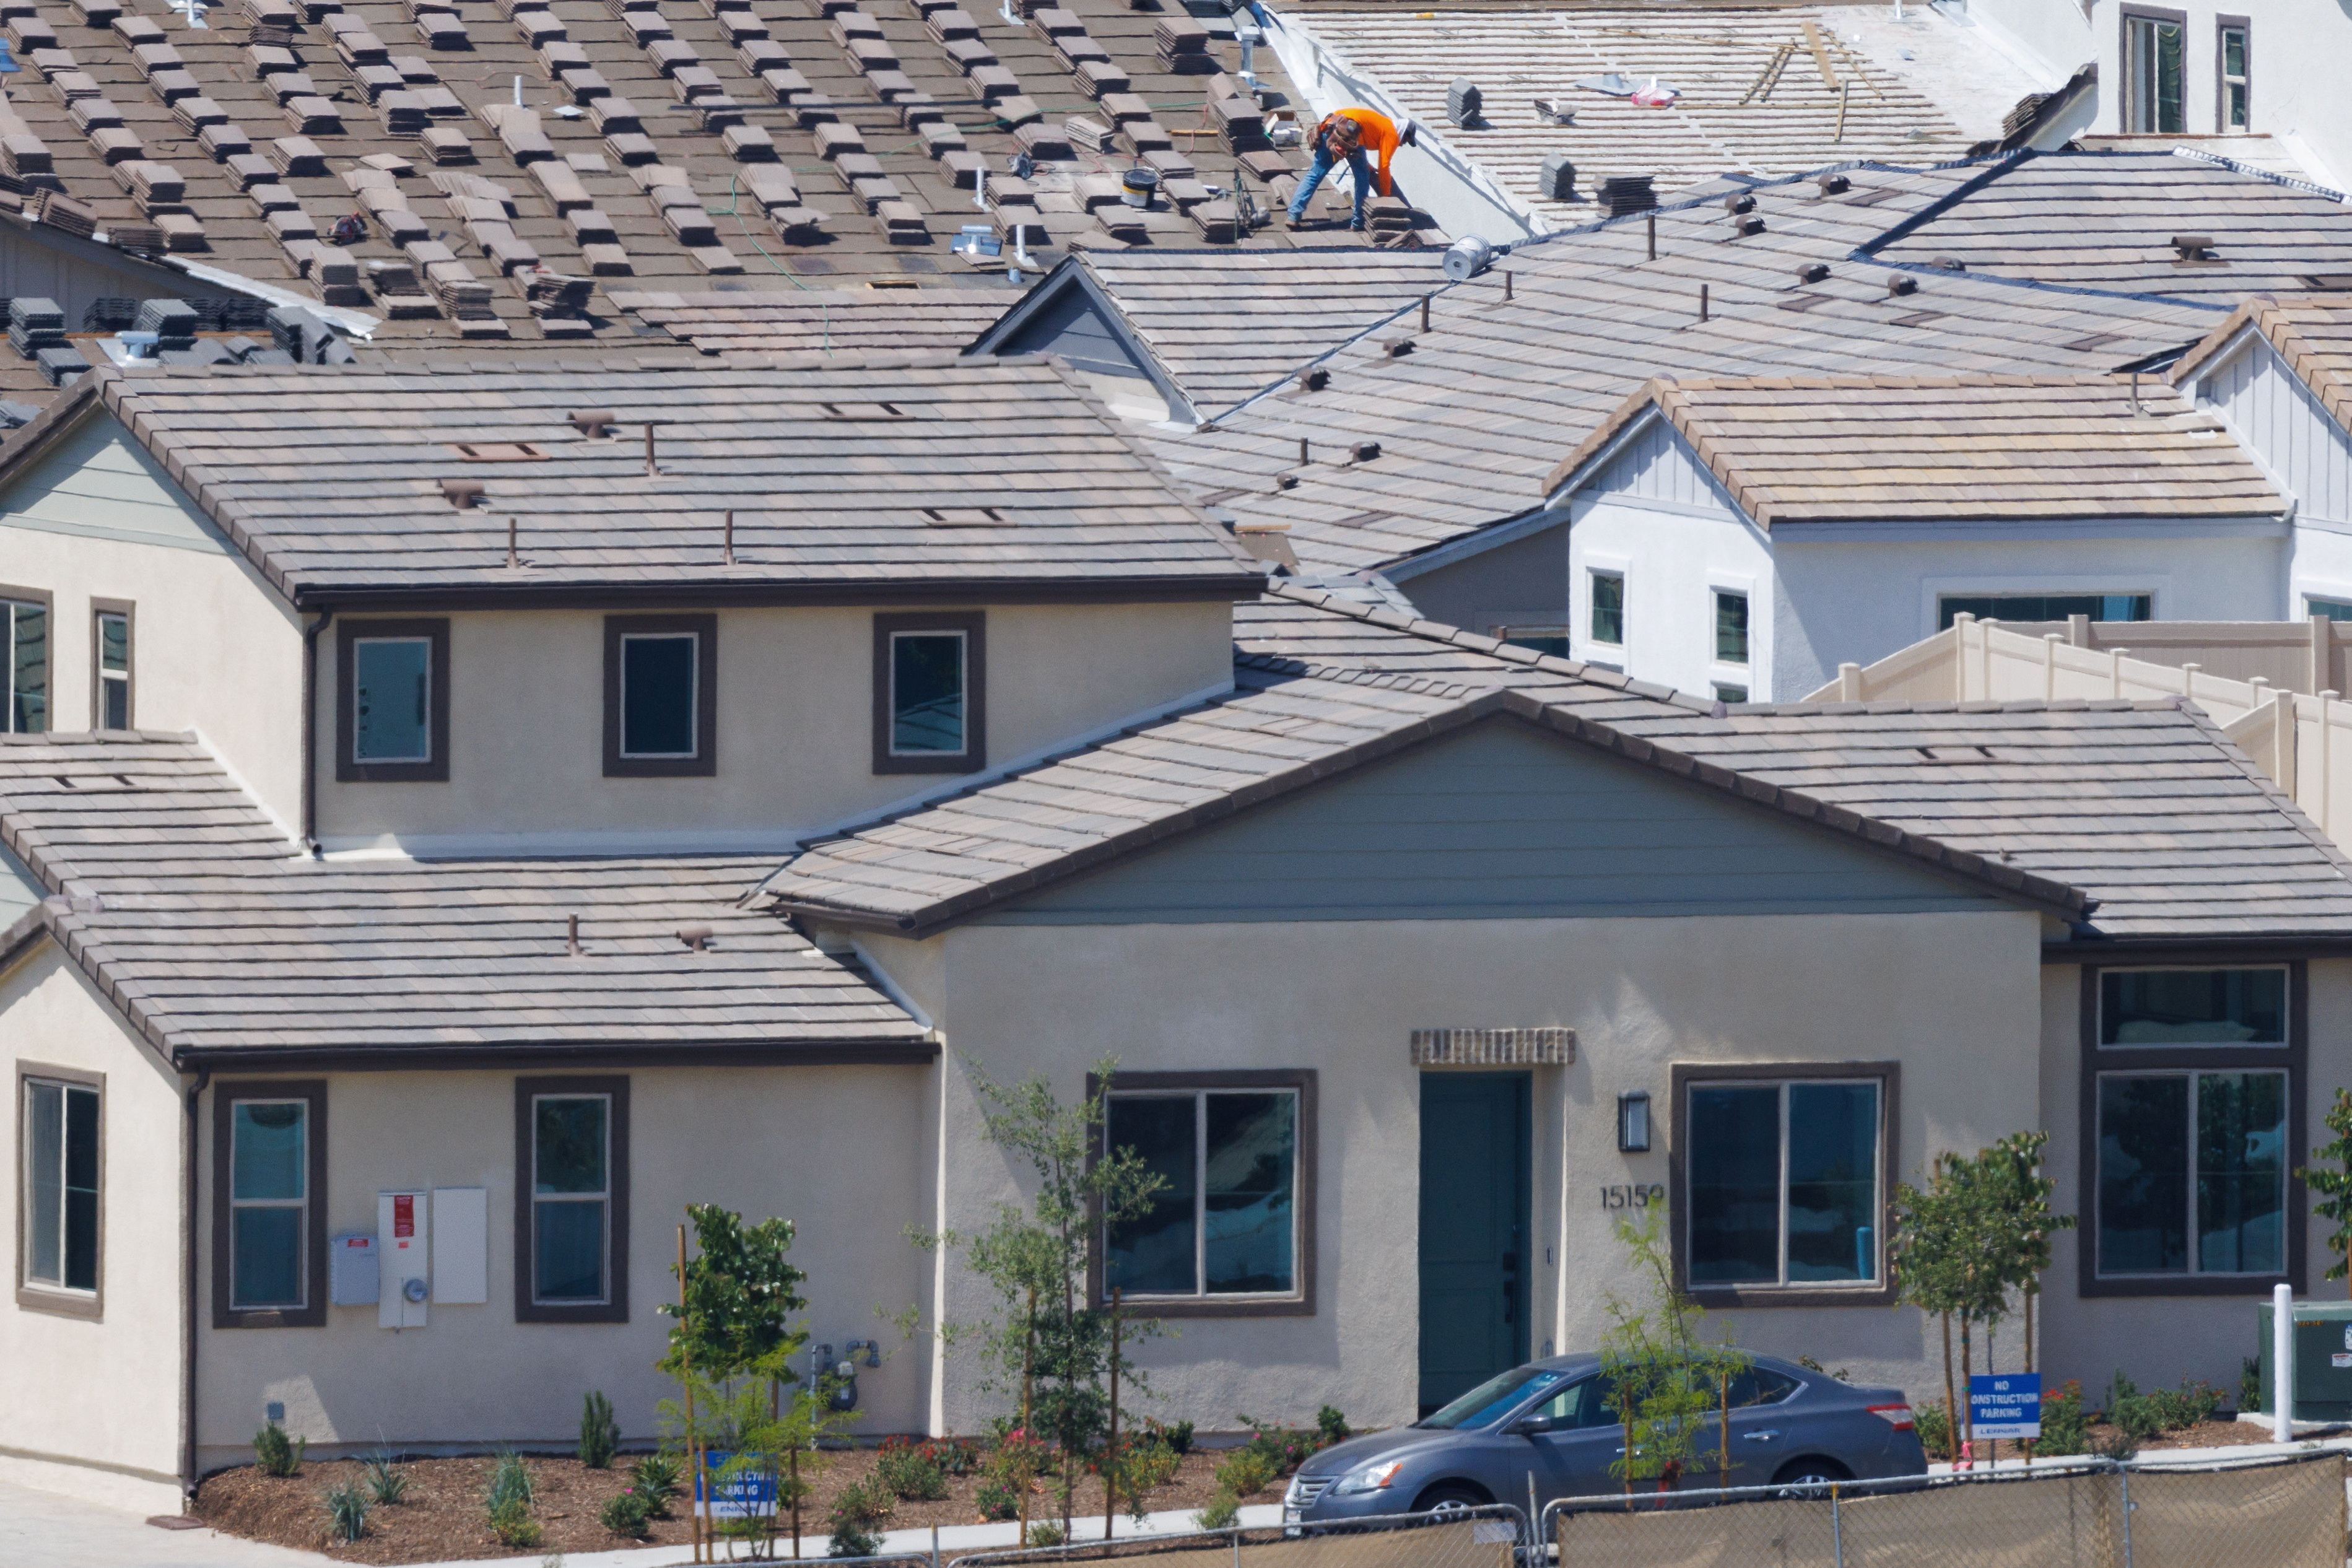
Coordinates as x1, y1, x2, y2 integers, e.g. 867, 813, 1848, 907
19, 1066, 100, 1317
872, 612, 986, 774
1094, 1069, 1315, 1316
211, 1081, 326, 1328
337, 619, 449, 783
603, 616, 716, 778
1672, 1063, 1896, 1305
514, 1076, 630, 1322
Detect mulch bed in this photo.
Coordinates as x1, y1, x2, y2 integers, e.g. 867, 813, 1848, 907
194, 1447, 1239, 1564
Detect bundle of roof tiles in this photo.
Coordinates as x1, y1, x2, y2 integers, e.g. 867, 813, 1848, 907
1154, 15, 1213, 74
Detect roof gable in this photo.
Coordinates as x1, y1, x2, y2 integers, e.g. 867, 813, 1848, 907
2170, 295, 2352, 441
0, 400, 226, 555
974, 713, 2019, 926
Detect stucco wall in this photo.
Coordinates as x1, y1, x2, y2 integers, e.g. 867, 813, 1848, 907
1567, 496, 1774, 698
0, 943, 188, 1514
904, 907, 2047, 1436
316, 600, 1235, 853
192, 1061, 936, 1475
1396, 521, 1570, 646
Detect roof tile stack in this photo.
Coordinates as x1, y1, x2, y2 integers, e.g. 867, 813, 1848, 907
1154, 14, 1213, 74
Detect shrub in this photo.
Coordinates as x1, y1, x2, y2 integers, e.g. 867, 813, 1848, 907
323, 1481, 371, 1543
630, 1453, 681, 1516
1314, 1406, 1351, 1448
829, 1519, 884, 1559
579, 1392, 619, 1470
876, 1437, 949, 1500
973, 1479, 1019, 1522
600, 1489, 652, 1539
2148, 1378, 2222, 1432
1151, 1419, 1196, 1457
486, 1450, 536, 1515
1122, 1437, 1182, 1496
490, 1497, 543, 1549
1026, 1521, 1066, 1548
2239, 1357, 2262, 1419
1235, 1416, 1317, 1478
1213, 1447, 1277, 1499
253, 1424, 305, 1478
2036, 1380, 2090, 1457
1195, 1493, 1240, 1530
1913, 1401, 1954, 1462
2101, 1373, 2169, 1445
828, 1479, 895, 1562
362, 1452, 408, 1505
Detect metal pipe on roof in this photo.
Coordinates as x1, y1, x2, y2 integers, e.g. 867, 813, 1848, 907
1647, 214, 1656, 261
724, 510, 736, 565
1420, 295, 1430, 332
506, 515, 520, 570
1700, 284, 1709, 323
299, 608, 333, 856
644, 423, 660, 476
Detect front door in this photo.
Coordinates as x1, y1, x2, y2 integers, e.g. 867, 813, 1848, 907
1418, 1072, 1532, 1416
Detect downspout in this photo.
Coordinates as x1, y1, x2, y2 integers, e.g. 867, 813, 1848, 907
181, 1065, 209, 1509
300, 610, 333, 856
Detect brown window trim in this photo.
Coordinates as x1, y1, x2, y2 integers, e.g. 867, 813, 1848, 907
335, 618, 450, 783
17, 1061, 104, 1321
1086, 1068, 1316, 1318
2120, 5, 2189, 135
211, 1079, 328, 1330
2075, 962, 2306, 1298
603, 615, 716, 778
1, 582, 54, 736
2215, 15, 2250, 132
1668, 1060, 1901, 1309
513, 1075, 630, 1324
89, 599, 133, 732
871, 611, 987, 775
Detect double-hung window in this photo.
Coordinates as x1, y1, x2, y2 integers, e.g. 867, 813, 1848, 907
603, 616, 716, 778
3, 592, 48, 734
2089, 967, 2296, 1290
1100, 1071, 1313, 1313
2218, 20, 2249, 131
1678, 1066, 1892, 1299
214, 1082, 325, 1326
515, 1077, 629, 1322
873, 612, 986, 773
338, 620, 448, 782
93, 606, 130, 730
20, 1068, 100, 1315
2124, 10, 2187, 134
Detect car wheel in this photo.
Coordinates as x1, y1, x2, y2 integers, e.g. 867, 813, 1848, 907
1769, 1458, 1853, 1497
1412, 1484, 1491, 1516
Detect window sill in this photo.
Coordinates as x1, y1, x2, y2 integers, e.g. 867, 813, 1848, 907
1689, 1281, 1897, 1309
15, 1284, 102, 1321
2080, 1271, 2294, 1299
875, 752, 977, 777
1106, 1294, 1312, 1318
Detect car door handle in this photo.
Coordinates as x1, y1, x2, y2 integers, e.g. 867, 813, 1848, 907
1742, 1431, 1780, 1442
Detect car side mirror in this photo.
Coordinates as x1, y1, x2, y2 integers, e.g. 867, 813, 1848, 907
1512, 1414, 1557, 1437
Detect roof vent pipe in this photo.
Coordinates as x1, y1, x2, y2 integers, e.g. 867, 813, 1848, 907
440, 478, 486, 508
1442, 235, 1494, 281
1699, 283, 1709, 323
567, 913, 581, 956
505, 515, 520, 568
568, 409, 618, 438
1887, 274, 1917, 296
678, 924, 713, 951
643, 422, 660, 476
723, 508, 735, 564
1797, 261, 1829, 284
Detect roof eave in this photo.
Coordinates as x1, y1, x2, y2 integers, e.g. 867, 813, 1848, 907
171, 1037, 940, 1071
289, 570, 1270, 612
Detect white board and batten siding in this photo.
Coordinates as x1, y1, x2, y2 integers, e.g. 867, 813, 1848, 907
2193, 333, 2352, 614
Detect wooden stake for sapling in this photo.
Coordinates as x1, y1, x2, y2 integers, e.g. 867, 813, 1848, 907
1104, 1287, 1122, 1540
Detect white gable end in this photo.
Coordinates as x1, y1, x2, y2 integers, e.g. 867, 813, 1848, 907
2196, 334, 2352, 526
1575, 414, 1742, 521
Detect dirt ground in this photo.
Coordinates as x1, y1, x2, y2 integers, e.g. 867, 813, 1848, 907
194, 1447, 1238, 1564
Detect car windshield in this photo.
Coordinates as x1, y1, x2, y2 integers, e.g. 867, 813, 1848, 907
1418, 1366, 1574, 1430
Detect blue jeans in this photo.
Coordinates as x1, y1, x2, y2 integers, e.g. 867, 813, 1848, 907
1287, 143, 1372, 227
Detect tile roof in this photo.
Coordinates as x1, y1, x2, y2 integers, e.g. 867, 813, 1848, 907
1858, 150, 2352, 298
1277, 5, 1978, 228
764, 588, 2352, 941
2170, 293, 2352, 439
609, 283, 1013, 355
1162, 157, 2234, 573
0, 731, 927, 1063
0, 0, 1348, 353
1547, 372, 2288, 525
41, 354, 1263, 604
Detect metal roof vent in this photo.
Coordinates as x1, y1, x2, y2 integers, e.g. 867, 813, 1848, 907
1723, 193, 1756, 215
1888, 274, 1919, 297
1297, 367, 1330, 393
1446, 78, 1483, 129
1444, 235, 1496, 281
1928, 256, 1966, 271
438, 478, 487, 508
677, 924, 713, 951
1732, 215, 1766, 238
1797, 262, 1829, 284
1351, 441, 1381, 463
1816, 172, 1850, 196
568, 409, 619, 438
2171, 234, 2222, 264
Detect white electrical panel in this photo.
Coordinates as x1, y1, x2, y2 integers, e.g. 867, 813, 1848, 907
377, 1189, 430, 1329
432, 1187, 489, 1304
330, 1232, 379, 1306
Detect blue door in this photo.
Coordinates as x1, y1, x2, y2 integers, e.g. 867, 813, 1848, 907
1418, 1073, 1532, 1416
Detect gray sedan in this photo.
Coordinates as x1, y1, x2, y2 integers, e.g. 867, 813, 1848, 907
1283, 1353, 1925, 1521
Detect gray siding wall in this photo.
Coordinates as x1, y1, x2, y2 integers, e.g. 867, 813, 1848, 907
991, 282, 1149, 381
1585, 416, 1740, 516
1400, 519, 1569, 638
980, 717, 2006, 923
2197, 336, 2352, 526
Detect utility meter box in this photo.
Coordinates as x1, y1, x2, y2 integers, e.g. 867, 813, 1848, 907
2255, 1300, 2352, 1421
378, 1189, 430, 1329
330, 1232, 379, 1306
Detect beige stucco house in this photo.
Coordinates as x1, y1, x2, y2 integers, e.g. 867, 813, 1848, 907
6, 357, 2352, 1516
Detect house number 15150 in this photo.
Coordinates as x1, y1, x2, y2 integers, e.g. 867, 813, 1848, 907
1600, 1184, 1666, 1209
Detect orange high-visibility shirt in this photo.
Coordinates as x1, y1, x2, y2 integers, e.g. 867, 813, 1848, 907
1318, 108, 1401, 196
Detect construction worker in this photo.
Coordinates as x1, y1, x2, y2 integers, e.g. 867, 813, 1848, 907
1286, 108, 1416, 232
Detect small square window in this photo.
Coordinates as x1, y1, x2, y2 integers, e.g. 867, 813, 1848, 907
337, 621, 448, 783
603, 616, 716, 778
1713, 590, 1748, 666
1588, 572, 1624, 648
873, 612, 986, 774
92, 607, 131, 731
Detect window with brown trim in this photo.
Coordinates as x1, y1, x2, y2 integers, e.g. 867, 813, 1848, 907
1089, 1069, 1316, 1318
2122, 6, 2188, 134
514, 1076, 630, 1323
2078, 964, 2304, 1297
336, 619, 450, 783
18, 1062, 102, 1320
91, 601, 131, 732
603, 616, 716, 778
211, 1081, 328, 1328
1668, 1061, 1900, 1308
872, 611, 986, 775
2217, 17, 2250, 131
1, 583, 51, 736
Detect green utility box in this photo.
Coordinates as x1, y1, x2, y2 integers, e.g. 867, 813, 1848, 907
2256, 1300, 2352, 1422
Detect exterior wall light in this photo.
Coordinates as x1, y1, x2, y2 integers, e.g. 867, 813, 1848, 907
1618, 1091, 1652, 1153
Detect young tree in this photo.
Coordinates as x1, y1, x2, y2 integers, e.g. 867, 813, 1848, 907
1983, 1130, 2075, 1374
2296, 1088, 2352, 1295
1598, 1206, 1749, 1498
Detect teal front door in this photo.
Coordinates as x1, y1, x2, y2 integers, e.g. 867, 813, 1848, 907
1418, 1072, 1532, 1416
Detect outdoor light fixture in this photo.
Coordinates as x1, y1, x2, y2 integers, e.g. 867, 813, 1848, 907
1618, 1091, 1652, 1152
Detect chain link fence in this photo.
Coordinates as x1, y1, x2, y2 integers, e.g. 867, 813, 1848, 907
949, 1505, 1530, 1568
1541, 1451, 2343, 1568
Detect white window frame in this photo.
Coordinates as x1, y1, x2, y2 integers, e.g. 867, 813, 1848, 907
1102, 1086, 1302, 1303
229, 1098, 310, 1311
617, 632, 700, 760
887, 628, 969, 757
1585, 567, 1627, 651
351, 634, 434, 765
1686, 1078, 1884, 1291
531, 1092, 613, 1307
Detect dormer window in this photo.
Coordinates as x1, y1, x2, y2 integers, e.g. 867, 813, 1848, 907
873, 612, 985, 775
336, 619, 448, 782
603, 615, 716, 778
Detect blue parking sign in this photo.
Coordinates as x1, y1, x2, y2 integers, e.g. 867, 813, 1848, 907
694, 1452, 780, 1518
1969, 1374, 2041, 1440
